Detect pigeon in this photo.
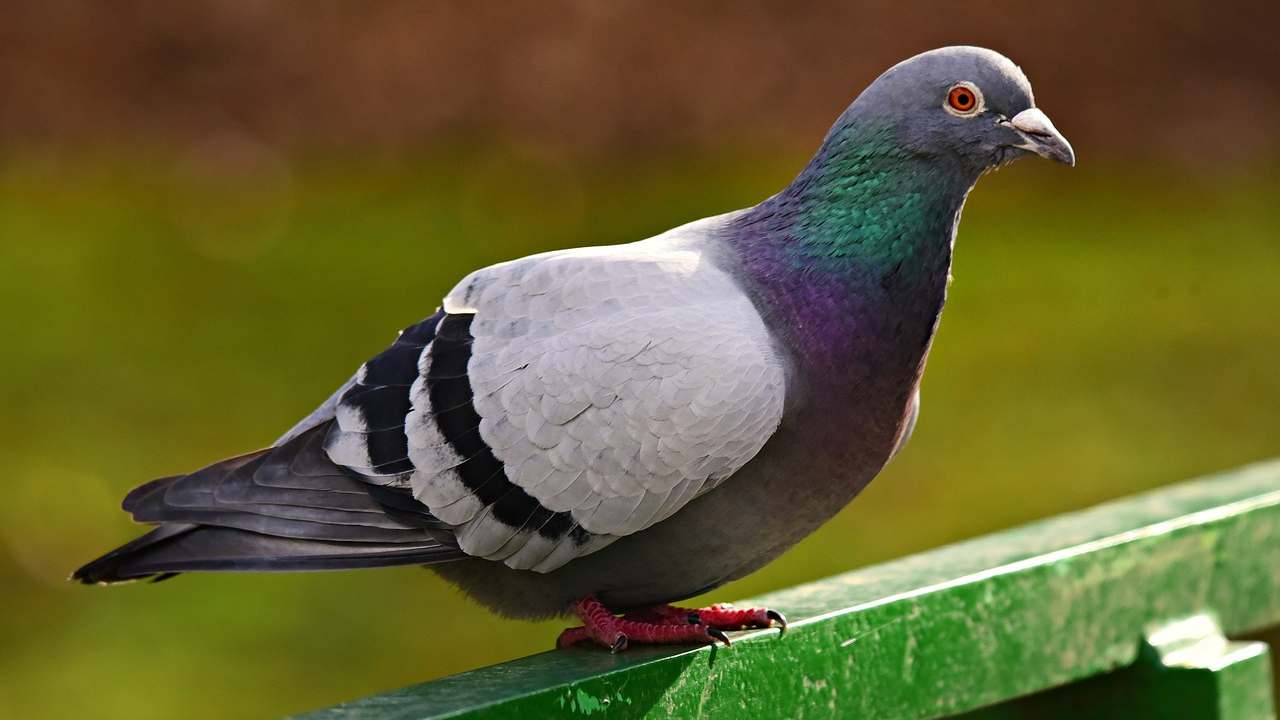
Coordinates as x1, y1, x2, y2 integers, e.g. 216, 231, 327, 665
75, 46, 1073, 650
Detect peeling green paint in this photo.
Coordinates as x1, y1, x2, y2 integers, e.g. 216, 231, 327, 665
563, 688, 608, 715
296, 460, 1280, 720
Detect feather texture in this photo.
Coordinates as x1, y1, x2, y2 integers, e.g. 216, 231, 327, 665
406, 220, 787, 572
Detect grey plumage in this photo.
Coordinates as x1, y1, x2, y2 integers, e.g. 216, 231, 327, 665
76, 46, 1073, 624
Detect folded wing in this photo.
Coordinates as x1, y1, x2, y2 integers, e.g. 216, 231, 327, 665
333, 238, 788, 573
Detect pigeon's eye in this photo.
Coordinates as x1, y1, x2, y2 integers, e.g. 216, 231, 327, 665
945, 83, 983, 116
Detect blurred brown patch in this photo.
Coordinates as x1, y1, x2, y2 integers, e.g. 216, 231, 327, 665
0, 1, 1276, 166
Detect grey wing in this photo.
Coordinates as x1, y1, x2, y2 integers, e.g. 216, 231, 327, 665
80, 210, 789, 583
329, 240, 788, 574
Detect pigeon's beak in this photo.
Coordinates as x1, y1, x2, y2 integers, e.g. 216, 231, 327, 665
1008, 108, 1075, 167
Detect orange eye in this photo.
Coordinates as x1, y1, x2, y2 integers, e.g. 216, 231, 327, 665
947, 86, 978, 113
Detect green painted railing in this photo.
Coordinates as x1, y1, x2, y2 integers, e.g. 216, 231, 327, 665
299, 461, 1280, 719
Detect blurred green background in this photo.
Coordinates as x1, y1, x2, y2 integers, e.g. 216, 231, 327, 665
1, 2, 1277, 718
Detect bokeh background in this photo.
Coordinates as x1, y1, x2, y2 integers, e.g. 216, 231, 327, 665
2, 2, 1278, 718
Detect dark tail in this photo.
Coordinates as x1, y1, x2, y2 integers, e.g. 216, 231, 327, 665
73, 424, 463, 585
72, 522, 459, 584
73, 522, 195, 584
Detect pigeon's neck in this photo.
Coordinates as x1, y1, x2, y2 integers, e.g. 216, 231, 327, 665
729, 123, 979, 406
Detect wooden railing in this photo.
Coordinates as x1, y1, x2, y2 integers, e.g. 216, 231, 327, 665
297, 460, 1280, 719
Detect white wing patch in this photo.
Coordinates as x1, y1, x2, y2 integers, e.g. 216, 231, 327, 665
410, 229, 787, 572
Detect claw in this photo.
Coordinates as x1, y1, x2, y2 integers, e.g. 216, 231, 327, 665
766, 609, 788, 634
707, 627, 731, 646
610, 633, 629, 654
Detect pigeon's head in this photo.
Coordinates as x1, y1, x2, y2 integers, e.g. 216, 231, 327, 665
846, 46, 1075, 171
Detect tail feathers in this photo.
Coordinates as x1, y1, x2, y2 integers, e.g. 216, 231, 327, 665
73, 524, 460, 585
74, 422, 464, 585
73, 523, 197, 584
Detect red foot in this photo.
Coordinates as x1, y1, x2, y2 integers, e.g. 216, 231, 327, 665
665, 602, 787, 632
556, 596, 787, 652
